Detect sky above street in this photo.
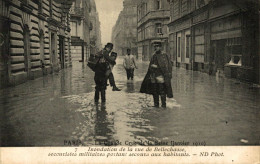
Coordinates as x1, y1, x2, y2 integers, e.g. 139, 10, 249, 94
95, 0, 124, 47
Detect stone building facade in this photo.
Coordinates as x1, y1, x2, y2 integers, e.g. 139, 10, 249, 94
112, 0, 138, 57
89, 0, 101, 55
168, 0, 260, 83
137, 0, 170, 61
70, 0, 91, 62
0, 0, 74, 88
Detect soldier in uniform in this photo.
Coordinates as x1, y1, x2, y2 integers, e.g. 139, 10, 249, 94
140, 40, 173, 108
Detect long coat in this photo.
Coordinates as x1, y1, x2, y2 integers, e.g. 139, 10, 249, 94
140, 52, 173, 98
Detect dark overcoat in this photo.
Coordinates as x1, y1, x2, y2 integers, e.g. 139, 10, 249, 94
140, 52, 173, 98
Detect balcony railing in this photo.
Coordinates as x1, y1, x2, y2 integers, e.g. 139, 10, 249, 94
70, 7, 84, 17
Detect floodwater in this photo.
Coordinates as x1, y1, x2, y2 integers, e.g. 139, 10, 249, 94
0, 57, 259, 146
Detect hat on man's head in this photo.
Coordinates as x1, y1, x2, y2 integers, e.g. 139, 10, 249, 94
105, 43, 113, 48
152, 40, 162, 47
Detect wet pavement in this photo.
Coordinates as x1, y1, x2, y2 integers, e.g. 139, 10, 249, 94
0, 57, 259, 146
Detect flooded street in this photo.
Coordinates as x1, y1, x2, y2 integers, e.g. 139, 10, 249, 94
1, 57, 259, 146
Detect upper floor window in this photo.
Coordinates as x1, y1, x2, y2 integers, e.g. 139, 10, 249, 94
156, 23, 162, 34
71, 21, 78, 36
156, 0, 162, 10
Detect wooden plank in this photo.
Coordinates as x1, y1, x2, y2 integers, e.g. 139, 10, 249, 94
11, 63, 25, 70
11, 56, 24, 63
11, 48, 24, 54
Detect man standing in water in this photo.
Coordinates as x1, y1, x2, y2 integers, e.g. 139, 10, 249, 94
123, 49, 138, 80
140, 40, 173, 108
94, 43, 115, 103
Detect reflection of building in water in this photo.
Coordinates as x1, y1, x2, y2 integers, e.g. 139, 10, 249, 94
168, 0, 260, 84
0, 0, 74, 88
126, 82, 135, 93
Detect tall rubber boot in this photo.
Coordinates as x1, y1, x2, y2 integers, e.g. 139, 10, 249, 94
153, 94, 159, 108
161, 94, 166, 108
101, 90, 106, 103
94, 90, 99, 103
159, 83, 166, 108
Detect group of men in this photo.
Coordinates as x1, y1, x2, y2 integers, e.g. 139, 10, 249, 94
92, 40, 173, 108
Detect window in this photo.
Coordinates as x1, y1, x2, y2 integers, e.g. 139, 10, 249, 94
71, 22, 77, 36
156, 0, 162, 10
185, 35, 191, 58
177, 37, 181, 57
227, 38, 242, 66
156, 23, 162, 34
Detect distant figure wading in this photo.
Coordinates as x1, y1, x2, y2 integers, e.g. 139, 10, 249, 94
123, 49, 138, 80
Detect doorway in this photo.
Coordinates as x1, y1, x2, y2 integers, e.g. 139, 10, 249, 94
59, 36, 65, 69
23, 25, 31, 78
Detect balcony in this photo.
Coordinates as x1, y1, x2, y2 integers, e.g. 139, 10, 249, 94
70, 7, 84, 19
138, 10, 170, 27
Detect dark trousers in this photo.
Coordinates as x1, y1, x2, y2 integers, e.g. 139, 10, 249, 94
152, 83, 166, 107
108, 72, 115, 87
126, 68, 134, 80
94, 73, 107, 102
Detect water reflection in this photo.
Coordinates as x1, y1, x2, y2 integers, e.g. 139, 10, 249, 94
94, 104, 112, 144
126, 81, 135, 92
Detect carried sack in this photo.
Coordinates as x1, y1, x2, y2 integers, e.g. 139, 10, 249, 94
87, 53, 100, 71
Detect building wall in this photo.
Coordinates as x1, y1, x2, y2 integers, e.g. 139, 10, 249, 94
70, 0, 91, 61
89, 0, 102, 54
137, 0, 170, 61
0, 0, 73, 88
112, 0, 138, 57
168, 0, 260, 83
